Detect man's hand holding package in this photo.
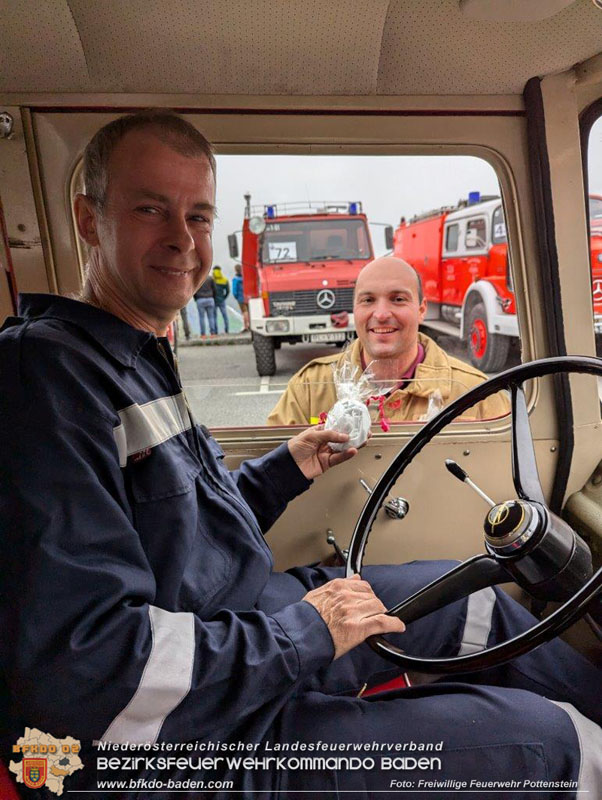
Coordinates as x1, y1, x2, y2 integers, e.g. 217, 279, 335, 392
287, 427, 358, 479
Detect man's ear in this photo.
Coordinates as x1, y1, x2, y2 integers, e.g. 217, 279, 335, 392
418, 298, 427, 323
74, 194, 100, 246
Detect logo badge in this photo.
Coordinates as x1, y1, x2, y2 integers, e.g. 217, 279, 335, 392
23, 758, 47, 789
488, 503, 510, 528
593, 278, 602, 302
316, 289, 336, 309
11, 728, 83, 795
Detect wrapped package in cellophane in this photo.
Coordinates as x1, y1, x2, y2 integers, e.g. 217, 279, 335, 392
324, 360, 375, 451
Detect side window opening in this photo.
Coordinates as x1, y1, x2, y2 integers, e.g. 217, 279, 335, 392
445, 223, 459, 252
585, 112, 602, 357
465, 217, 487, 249
71, 153, 518, 429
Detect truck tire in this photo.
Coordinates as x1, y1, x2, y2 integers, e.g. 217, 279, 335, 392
252, 332, 276, 376
467, 302, 509, 373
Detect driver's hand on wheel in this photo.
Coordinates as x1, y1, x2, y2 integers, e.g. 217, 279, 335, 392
303, 574, 405, 660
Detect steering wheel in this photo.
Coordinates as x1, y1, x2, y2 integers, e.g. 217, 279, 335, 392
345, 356, 602, 674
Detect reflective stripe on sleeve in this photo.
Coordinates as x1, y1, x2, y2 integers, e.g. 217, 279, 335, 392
100, 605, 195, 744
113, 393, 192, 467
457, 586, 496, 655
550, 701, 602, 795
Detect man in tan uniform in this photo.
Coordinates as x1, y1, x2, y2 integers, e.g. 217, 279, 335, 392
267, 256, 509, 427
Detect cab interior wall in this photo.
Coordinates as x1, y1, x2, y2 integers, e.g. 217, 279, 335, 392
0, 97, 600, 571
0, 4, 600, 581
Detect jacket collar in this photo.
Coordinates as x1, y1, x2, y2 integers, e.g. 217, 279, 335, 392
18, 293, 155, 368
351, 333, 453, 399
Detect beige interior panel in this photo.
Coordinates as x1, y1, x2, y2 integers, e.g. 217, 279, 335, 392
0, 107, 50, 302
222, 434, 561, 570
378, 0, 602, 95
1, 0, 600, 96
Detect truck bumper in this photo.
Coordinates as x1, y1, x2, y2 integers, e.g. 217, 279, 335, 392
489, 310, 519, 337
251, 310, 356, 339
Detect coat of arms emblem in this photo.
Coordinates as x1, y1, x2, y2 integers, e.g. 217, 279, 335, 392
23, 757, 47, 789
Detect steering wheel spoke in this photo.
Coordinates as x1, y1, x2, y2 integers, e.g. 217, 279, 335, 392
387, 555, 509, 624
347, 356, 602, 673
510, 382, 546, 504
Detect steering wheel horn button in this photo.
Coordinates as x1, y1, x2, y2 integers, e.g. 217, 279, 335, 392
484, 500, 537, 554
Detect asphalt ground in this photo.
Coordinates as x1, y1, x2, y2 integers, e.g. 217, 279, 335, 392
178, 332, 521, 428
179, 338, 333, 428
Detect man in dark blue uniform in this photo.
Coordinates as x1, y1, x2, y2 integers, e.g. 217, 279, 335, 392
1, 110, 600, 799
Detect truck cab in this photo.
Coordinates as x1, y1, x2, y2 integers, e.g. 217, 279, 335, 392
396, 193, 602, 372
0, 2, 601, 795
231, 199, 375, 375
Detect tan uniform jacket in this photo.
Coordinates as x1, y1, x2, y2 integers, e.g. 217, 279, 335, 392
267, 334, 510, 426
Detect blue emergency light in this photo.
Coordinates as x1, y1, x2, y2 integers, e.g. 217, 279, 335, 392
468, 191, 481, 205
265, 205, 276, 219
349, 202, 359, 215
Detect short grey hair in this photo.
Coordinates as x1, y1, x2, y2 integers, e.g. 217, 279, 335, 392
83, 109, 216, 210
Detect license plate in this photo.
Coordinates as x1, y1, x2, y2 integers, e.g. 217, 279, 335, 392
311, 332, 347, 343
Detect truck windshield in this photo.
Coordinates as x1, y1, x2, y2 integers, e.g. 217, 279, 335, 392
261, 218, 371, 264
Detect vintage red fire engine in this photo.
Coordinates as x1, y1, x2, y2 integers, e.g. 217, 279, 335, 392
394, 192, 602, 371
229, 195, 388, 376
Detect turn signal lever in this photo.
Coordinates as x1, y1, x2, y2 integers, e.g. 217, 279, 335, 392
444, 459, 496, 508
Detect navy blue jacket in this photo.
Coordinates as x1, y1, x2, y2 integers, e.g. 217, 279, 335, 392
0, 295, 334, 748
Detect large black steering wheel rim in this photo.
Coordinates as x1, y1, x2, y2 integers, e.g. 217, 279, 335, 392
346, 355, 602, 674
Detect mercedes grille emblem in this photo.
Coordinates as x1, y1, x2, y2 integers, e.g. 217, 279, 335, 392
316, 289, 336, 309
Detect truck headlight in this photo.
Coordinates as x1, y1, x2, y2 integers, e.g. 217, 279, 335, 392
266, 320, 290, 333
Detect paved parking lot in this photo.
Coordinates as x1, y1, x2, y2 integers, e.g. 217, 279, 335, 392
178, 333, 520, 428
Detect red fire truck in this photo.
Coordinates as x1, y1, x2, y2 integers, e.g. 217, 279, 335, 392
229, 195, 385, 376
394, 193, 602, 372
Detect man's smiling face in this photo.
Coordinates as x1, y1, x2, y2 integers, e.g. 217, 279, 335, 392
353, 257, 427, 369
88, 128, 216, 329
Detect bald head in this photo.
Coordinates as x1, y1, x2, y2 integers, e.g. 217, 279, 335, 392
355, 257, 423, 304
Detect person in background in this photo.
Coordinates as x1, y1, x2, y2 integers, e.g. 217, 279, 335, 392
232, 262, 249, 331
212, 265, 230, 334
194, 272, 216, 337
179, 304, 191, 340
268, 256, 509, 427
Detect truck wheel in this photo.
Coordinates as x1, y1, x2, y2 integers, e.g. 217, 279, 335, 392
252, 332, 276, 376
467, 303, 509, 373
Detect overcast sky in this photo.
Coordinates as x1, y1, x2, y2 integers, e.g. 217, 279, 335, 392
209, 115, 602, 279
